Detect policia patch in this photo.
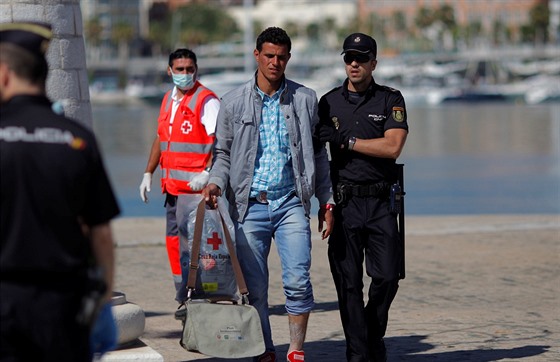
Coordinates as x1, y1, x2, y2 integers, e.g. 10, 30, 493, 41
392, 107, 405, 122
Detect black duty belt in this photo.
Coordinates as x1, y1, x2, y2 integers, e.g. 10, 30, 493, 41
337, 182, 390, 198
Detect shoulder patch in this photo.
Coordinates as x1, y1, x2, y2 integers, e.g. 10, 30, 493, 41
392, 106, 405, 122
380, 85, 399, 93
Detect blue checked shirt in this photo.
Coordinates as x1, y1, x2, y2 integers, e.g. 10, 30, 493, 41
250, 82, 295, 210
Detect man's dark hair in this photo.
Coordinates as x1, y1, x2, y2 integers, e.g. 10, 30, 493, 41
256, 27, 291, 52
168, 48, 197, 67
0, 43, 48, 87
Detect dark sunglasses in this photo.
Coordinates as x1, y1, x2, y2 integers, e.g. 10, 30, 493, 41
343, 53, 372, 64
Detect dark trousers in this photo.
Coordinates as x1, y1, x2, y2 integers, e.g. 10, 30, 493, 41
0, 282, 91, 362
328, 196, 401, 362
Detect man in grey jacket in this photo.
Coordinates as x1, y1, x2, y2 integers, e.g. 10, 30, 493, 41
202, 27, 334, 362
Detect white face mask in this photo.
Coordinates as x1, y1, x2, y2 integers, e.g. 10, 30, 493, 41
170, 68, 195, 91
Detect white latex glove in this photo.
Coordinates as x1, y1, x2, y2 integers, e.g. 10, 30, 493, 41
139, 172, 152, 203
188, 170, 210, 191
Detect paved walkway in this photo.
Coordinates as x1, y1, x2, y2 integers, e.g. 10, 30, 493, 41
107, 214, 559, 361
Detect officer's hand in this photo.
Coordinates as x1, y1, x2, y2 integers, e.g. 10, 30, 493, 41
189, 170, 210, 191
139, 172, 152, 203
317, 124, 348, 148
90, 302, 117, 357
202, 183, 221, 209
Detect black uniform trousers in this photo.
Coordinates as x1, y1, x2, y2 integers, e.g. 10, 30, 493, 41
328, 195, 401, 362
0, 282, 91, 362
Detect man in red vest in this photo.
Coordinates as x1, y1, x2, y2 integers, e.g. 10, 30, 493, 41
139, 49, 219, 317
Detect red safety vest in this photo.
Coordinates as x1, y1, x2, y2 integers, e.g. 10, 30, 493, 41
158, 81, 216, 195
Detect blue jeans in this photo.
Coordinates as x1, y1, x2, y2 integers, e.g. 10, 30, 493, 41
235, 194, 314, 352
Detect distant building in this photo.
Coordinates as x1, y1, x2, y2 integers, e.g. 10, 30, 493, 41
80, 0, 557, 62
81, 0, 556, 45
358, 0, 549, 42
228, 0, 356, 30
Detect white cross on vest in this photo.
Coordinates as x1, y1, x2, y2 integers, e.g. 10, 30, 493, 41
181, 120, 193, 134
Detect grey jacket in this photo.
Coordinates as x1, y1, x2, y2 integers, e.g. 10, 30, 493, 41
209, 74, 334, 222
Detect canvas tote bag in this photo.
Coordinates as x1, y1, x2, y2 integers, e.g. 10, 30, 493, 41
180, 199, 265, 358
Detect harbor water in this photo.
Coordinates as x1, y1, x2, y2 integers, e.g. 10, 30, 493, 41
92, 102, 560, 218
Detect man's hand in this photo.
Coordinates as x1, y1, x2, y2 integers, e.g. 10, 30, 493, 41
139, 172, 152, 203
189, 170, 210, 191
202, 183, 221, 209
317, 124, 349, 148
318, 204, 334, 240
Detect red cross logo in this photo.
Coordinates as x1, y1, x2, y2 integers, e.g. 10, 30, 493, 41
207, 232, 222, 250
181, 120, 193, 134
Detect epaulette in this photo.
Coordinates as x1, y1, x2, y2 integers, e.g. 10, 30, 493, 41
379, 85, 400, 93
323, 85, 343, 97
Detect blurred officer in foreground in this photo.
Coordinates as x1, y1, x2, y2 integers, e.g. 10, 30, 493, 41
0, 22, 120, 361
317, 33, 409, 362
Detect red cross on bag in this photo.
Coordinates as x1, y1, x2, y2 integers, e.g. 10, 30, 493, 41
207, 232, 222, 250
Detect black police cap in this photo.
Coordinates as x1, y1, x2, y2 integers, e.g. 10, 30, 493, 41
0, 21, 52, 58
341, 32, 377, 58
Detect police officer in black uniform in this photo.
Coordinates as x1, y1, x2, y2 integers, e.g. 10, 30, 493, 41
0, 22, 120, 361
317, 33, 409, 362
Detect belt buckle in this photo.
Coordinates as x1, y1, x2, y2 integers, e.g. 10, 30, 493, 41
257, 191, 268, 204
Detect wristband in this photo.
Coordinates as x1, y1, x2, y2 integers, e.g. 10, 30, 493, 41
321, 203, 334, 212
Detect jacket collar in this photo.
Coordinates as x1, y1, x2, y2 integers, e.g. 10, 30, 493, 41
252, 71, 287, 99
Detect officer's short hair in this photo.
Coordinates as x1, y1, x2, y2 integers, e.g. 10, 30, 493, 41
0, 22, 52, 86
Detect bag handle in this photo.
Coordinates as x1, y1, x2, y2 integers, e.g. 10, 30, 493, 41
187, 198, 250, 300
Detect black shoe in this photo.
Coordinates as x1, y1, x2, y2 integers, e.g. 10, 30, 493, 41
370, 338, 387, 362
174, 303, 187, 321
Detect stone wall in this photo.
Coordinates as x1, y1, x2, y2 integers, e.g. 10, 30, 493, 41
0, 0, 92, 127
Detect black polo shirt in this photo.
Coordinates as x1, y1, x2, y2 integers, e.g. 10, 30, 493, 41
318, 79, 408, 185
0, 95, 120, 284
